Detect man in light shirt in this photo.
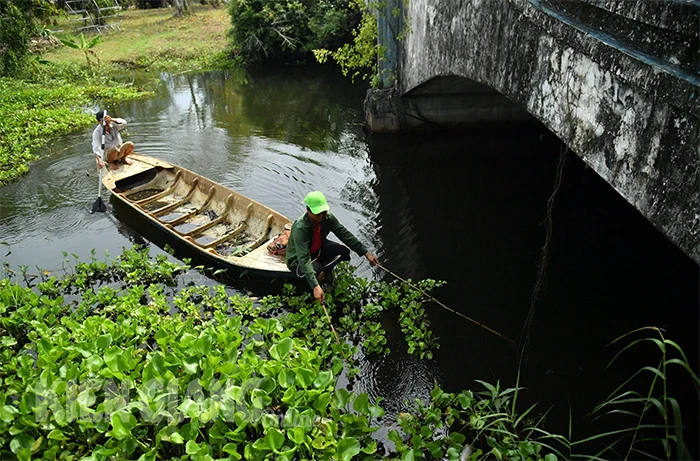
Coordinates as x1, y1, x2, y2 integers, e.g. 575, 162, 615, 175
92, 110, 134, 170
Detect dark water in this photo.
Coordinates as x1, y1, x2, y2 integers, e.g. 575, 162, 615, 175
1, 66, 697, 456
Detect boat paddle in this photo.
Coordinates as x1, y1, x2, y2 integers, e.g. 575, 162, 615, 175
91, 110, 108, 213
375, 263, 515, 344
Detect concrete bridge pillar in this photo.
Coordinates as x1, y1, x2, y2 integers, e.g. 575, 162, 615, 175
364, 0, 699, 264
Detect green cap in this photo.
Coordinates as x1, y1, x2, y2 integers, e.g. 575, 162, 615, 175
304, 191, 330, 214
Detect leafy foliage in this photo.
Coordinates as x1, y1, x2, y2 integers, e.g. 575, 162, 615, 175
583, 327, 700, 460
0, 0, 59, 77
313, 0, 410, 86
59, 33, 102, 66
313, 0, 381, 85
0, 248, 572, 460
226, 0, 361, 65
0, 71, 149, 186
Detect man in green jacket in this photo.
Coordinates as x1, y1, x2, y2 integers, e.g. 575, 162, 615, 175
286, 191, 380, 304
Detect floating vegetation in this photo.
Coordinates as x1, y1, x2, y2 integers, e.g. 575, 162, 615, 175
125, 188, 164, 201
0, 249, 693, 460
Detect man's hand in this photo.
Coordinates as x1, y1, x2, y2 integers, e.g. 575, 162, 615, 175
313, 285, 325, 304
95, 155, 105, 169
365, 252, 379, 267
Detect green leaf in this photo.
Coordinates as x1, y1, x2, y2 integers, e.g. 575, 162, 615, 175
361, 440, 377, 454
296, 367, 316, 388
60, 39, 80, 49
0, 405, 19, 423
222, 443, 242, 459
446, 447, 461, 460
78, 388, 96, 408
278, 369, 295, 388
186, 440, 200, 454
195, 333, 213, 356
336, 437, 361, 461
96, 333, 113, 349
170, 431, 184, 444
259, 376, 277, 394
109, 411, 137, 440
313, 392, 332, 413
353, 393, 370, 415
287, 426, 306, 445
0, 336, 17, 347
368, 404, 385, 418
10, 433, 34, 459
270, 337, 294, 361
251, 389, 271, 409
47, 429, 69, 441
265, 428, 285, 451
313, 370, 334, 389
183, 356, 199, 374
458, 391, 473, 409
86, 355, 104, 372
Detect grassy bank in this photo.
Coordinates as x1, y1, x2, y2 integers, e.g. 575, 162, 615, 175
45, 5, 230, 71
0, 5, 230, 186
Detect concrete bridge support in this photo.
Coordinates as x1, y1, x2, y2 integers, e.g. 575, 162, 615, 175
365, 0, 699, 264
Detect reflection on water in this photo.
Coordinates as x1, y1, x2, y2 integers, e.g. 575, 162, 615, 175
1, 65, 697, 456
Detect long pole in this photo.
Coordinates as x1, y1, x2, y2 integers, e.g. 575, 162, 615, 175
318, 301, 348, 362
376, 263, 515, 344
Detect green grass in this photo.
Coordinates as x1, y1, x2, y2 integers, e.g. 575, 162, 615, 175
0, 5, 231, 186
45, 5, 230, 70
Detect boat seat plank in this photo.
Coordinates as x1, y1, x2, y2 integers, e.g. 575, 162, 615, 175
149, 178, 199, 217
165, 186, 217, 226
181, 195, 237, 237
130, 170, 183, 206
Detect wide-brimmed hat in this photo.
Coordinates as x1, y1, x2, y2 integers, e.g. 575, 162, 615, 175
304, 191, 330, 214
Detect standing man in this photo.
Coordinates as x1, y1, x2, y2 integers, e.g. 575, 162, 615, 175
93, 110, 134, 170
286, 191, 380, 304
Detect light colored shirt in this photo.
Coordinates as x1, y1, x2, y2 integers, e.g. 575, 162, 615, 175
92, 118, 127, 159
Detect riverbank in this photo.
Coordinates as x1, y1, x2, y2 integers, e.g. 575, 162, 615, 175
0, 5, 230, 186
45, 5, 230, 72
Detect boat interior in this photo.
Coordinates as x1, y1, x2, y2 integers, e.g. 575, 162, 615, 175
111, 164, 292, 272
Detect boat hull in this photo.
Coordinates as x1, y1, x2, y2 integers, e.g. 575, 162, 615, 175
102, 153, 295, 279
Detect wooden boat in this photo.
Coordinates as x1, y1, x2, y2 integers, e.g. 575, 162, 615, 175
102, 153, 294, 279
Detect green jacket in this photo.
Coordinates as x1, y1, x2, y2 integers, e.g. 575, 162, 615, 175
286, 212, 368, 289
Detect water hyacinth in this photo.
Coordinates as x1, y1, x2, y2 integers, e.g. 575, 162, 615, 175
0, 247, 695, 460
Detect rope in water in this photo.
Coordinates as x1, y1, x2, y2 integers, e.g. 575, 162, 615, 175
376, 263, 515, 344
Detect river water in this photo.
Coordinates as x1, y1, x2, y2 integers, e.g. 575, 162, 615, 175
1, 66, 697, 456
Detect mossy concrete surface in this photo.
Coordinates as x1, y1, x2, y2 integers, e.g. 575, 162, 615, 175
366, 0, 699, 265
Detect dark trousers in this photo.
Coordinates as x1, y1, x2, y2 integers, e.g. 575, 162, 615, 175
311, 240, 351, 274
292, 240, 351, 281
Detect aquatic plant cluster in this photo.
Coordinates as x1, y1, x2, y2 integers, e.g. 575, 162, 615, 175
0, 247, 565, 460
0, 76, 148, 186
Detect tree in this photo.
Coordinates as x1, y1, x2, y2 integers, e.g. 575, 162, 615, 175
60, 32, 102, 66
172, 0, 190, 18
227, 0, 360, 65
0, 0, 58, 76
